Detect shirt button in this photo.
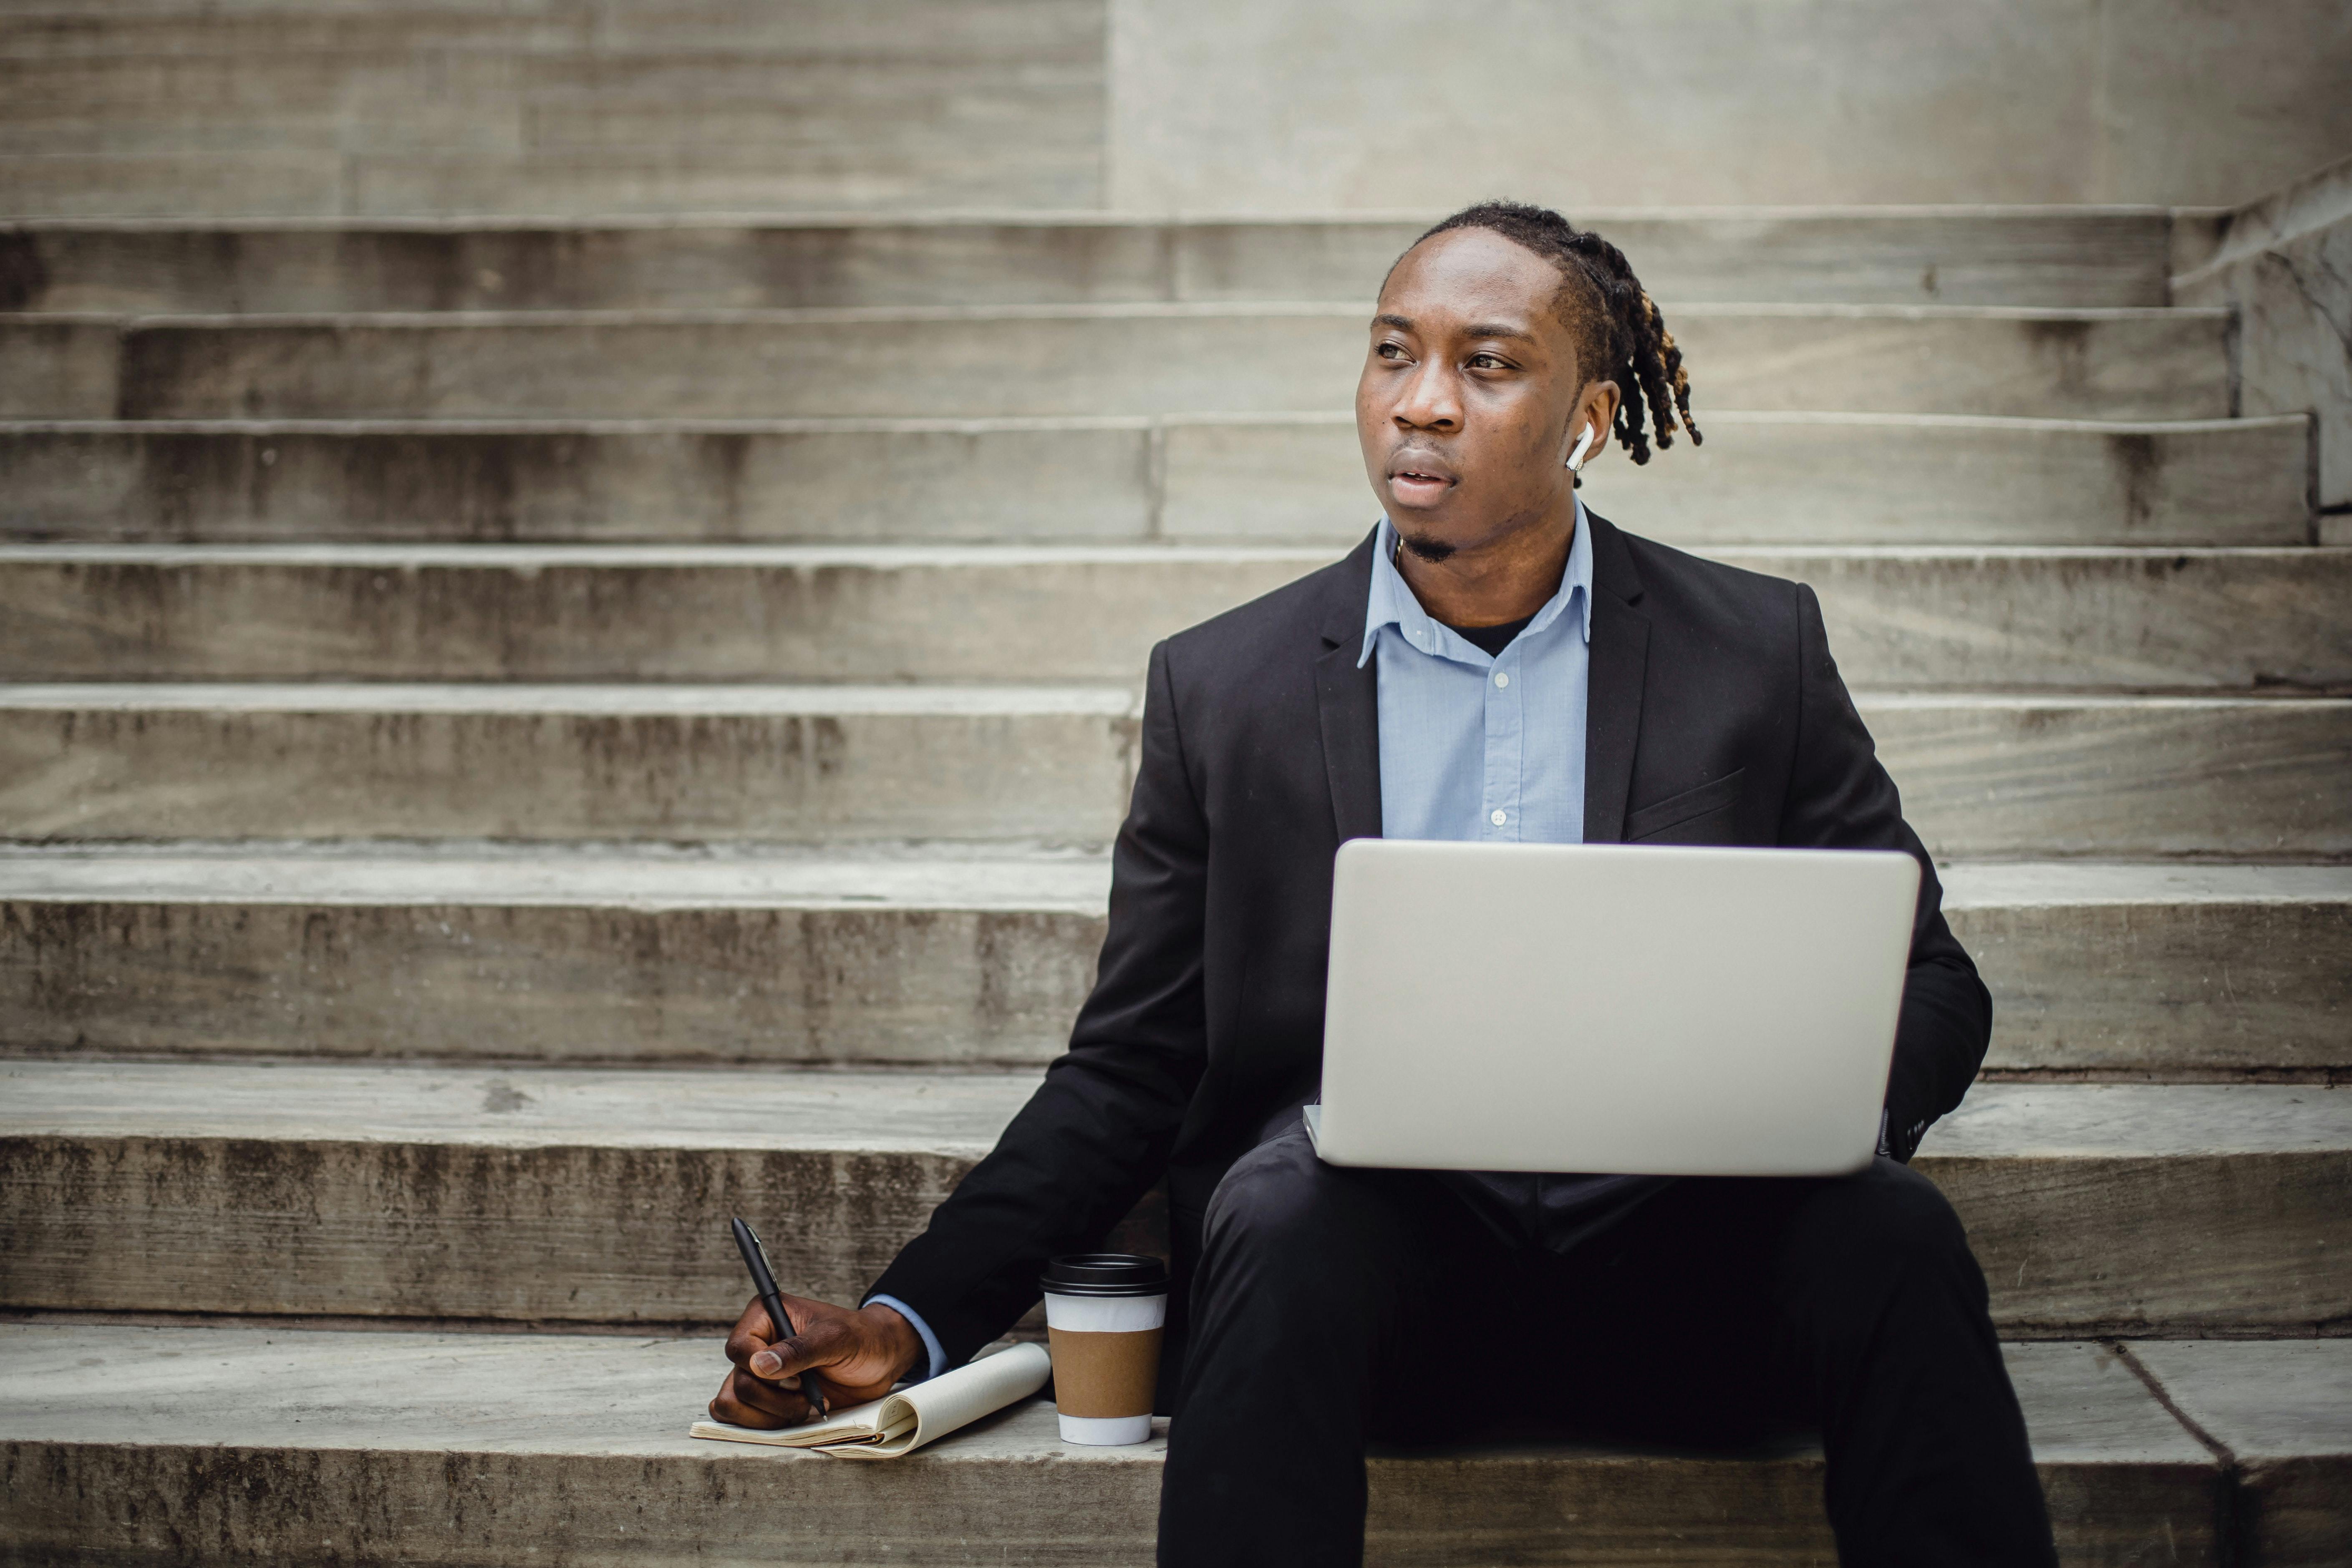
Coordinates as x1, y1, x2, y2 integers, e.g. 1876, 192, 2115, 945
1493, 671, 1509, 688
1490, 809, 1507, 826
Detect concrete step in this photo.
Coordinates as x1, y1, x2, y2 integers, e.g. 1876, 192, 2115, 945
0, 2, 1099, 61
0, 50, 1104, 162
2125, 1340, 2352, 1568
0, 143, 1105, 222
11, 1326, 2325, 1568
1, 1061, 2344, 1333
2, 305, 2231, 421
0, 8, 1106, 218
1859, 696, 2352, 860
1, 849, 2343, 1076
2, 684, 2346, 857
0, 842, 1114, 1069
0, 209, 2186, 313
0, 682, 1140, 846
1944, 863, 2352, 1078
4, 543, 2345, 691
0, 413, 2311, 548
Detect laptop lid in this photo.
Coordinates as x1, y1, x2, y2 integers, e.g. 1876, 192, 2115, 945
1314, 839, 1920, 1176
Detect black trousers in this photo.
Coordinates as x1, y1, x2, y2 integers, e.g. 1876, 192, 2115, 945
1158, 1119, 2057, 1567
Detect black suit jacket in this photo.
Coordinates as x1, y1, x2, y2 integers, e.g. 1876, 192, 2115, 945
869, 514, 1992, 1373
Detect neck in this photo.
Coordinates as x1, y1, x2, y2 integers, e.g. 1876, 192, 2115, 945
1394, 498, 1578, 627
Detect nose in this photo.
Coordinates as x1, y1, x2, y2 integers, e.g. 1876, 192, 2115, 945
1391, 358, 1461, 434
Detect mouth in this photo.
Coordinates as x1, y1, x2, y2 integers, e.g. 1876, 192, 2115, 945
1385, 459, 1457, 506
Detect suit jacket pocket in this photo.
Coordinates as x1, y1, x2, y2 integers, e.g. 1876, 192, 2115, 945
1623, 769, 1747, 844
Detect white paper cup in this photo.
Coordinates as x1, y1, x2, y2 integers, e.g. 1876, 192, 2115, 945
1041, 1253, 1168, 1447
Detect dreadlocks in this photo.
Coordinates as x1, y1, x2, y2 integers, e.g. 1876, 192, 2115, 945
1408, 200, 1701, 476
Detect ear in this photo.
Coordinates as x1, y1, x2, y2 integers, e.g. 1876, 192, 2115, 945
1564, 379, 1623, 469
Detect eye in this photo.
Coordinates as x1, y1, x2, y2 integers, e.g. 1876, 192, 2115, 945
1375, 342, 1409, 361
1467, 352, 1510, 370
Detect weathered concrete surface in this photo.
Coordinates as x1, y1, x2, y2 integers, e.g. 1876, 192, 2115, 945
2132, 1340, 2352, 1566
0, 1, 1107, 218
0, 413, 2309, 548
1, 686, 2343, 855
1108, 0, 2352, 210
0, 1060, 1036, 1318
1855, 696, 2352, 860
13, 304, 2230, 422
0, 683, 1139, 845
1164, 412, 2313, 548
1, 1064, 2343, 1333
0, 209, 2184, 313
0, 855, 2324, 1070
0, 150, 348, 222
0, 1326, 2230, 1566
0, 417, 1169, 545
0, 311, 115, 416
3, 855, 2344, 1074
0, 845, 1111, 1066
2176, 152, 2352, 514
5, 542, 2347, 689
1945, 864, 2352, 1075
1915, 1084, 2352, 1336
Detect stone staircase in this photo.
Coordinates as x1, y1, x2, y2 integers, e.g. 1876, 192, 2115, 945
3, 10, 2350, 1566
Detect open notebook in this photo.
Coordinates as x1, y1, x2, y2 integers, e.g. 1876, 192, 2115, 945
690, 1341, 1051, 1460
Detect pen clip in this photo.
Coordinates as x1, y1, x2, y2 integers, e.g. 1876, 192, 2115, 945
742, 1219, 781, 1287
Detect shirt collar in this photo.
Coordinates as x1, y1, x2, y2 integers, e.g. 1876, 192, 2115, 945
1359, 496, 1595, 669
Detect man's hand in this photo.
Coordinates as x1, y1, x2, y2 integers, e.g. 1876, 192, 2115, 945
709, 1294, 926, 1429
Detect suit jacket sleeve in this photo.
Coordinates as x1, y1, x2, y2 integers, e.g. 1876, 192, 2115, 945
1777, 583, 1992, 1162
864, 639, 1212, 1366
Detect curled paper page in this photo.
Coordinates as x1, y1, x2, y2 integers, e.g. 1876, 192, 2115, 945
690, 1341, 1052, 1460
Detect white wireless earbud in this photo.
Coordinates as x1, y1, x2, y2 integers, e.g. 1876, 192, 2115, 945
1565, 423, 1598, 471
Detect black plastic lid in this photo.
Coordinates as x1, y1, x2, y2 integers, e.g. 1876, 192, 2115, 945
1041, 1253, 1169, 1297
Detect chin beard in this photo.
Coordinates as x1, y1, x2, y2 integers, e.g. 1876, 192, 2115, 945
1397, 530, 1457, 564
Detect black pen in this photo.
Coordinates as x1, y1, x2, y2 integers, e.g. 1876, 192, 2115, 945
731, 1216, 827, 1420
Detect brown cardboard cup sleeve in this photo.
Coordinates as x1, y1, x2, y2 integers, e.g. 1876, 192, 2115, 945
1041, 1253, 1168, 1447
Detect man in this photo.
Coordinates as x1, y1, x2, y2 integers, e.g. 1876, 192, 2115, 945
710, 200, 2058, 1567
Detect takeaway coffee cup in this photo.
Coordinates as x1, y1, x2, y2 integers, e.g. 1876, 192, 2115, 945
1041, 1253, 1168, 1446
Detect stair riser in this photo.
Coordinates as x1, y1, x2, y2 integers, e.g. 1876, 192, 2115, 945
0, 14, 1107, 218
0, 1436, 2219, 1568
0, 1327, 2244, 1567
0, 145, 1107, 223
0, 415, 2309, 547
3, 310, 2228, 421
3, 1132, 2341, 1333
0, 899, 1105, 1067
0, 703, 1141, 845
1956, 898, 2352, 1074
0, 3, 1101, 62
8, 549, 2345, 689
2, 699, 2344, 855
0, 212, 2178, 313
1863, 701, 2352, 859
7, 893, 2342, 1073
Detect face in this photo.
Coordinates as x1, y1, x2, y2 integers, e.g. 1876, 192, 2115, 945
1356, 227, 1615, 560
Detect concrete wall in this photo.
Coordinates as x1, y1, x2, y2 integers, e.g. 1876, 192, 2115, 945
2176, 152, 2352, 526
1107, 0, 2352, 212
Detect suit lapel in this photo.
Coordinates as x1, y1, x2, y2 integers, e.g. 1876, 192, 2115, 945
1582, 513, 1650, 844
1316, 529, 1384, 842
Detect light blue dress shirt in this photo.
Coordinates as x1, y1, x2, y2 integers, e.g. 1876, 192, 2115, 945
875, 506, 1599, 1378
1362, 502, 1593, 844
1365, 501, 1669, 1252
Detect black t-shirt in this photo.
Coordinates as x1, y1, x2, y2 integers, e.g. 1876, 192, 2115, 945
1439, 613, 1535, 658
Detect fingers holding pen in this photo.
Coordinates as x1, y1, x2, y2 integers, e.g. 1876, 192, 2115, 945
709, 1364, 809, 1428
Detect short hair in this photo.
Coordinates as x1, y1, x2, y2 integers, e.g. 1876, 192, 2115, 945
1407, 199, 1701, 475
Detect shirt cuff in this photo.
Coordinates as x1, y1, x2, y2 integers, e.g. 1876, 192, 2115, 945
862, 1293, 948, 1384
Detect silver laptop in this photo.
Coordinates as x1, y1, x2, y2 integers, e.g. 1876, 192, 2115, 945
1304, 839, 1921, 1177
